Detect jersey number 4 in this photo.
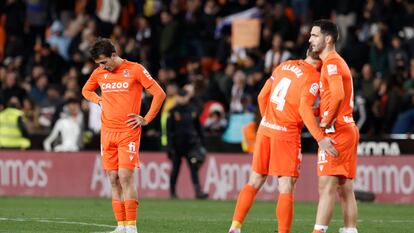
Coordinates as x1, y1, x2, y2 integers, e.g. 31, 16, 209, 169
270, 77, 292, 111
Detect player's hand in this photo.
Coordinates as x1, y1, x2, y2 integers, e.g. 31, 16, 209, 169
319, 119, 328, 128
318, 137, 338, 156
126, 113, 148, 129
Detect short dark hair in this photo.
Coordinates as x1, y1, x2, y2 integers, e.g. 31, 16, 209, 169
312, 19, 339, 43
89, 38, 116, 60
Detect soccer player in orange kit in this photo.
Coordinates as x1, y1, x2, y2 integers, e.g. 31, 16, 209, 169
304, 19, 359, 233
228, 49, 322, 233
82, 38, 166, 233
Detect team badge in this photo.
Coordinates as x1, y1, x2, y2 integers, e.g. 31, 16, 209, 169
327, 64, 338, 76
123, 69, 129, 77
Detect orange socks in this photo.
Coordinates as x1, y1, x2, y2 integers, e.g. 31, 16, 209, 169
232, 184, 258, 225
125, 199, 139, 226
112, 199, 126, 225
276, 193, 294, 233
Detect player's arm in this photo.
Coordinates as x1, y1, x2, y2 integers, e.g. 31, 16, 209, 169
139, 66, 166, 123
43, 120, 62, 152
81, 72, 101, 105
257, 77, 273, 116
299, 75, 324, 141
321, 61, 344, 126
299, 73, 338, 156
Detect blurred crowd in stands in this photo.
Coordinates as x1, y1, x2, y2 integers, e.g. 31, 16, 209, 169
0, 0, 414, 151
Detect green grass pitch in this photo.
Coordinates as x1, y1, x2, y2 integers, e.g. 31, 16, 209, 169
0, 197, 413, 233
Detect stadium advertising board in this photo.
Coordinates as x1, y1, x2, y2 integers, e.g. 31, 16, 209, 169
0, 151, 413, 203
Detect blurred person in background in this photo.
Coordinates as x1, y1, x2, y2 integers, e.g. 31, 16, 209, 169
264, 33, 291, 74
167, 88, 208, 200
43, 98, 82, 152
82, 38, 165, 233
47, 20, 71, 61
203, 104, 227, 136
21, 97, 41, 134
1, 71, 27, 104
241, 109, 261, 154
0, 96, 31, 149
38, 85, 63, 131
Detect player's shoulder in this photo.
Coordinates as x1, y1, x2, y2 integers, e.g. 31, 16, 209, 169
324, 52, 345, 66
271, 59, 297, 75
90, 66, 105, 77
124, 60, 143, 70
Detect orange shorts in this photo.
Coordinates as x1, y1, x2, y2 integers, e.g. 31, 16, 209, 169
317, 124, 359, 178
252, 134, 301, 177
101, 128, 141, 171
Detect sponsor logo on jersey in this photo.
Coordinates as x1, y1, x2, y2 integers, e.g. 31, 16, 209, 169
101, 82, 129, 92
143, 68, 153, 80
327, 64, 338, 76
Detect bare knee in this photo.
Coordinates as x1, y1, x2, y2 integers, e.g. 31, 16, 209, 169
338, 178, 355, 199
278, 176, 297, 193
247, 171, 267, 190
107, 171, 121, 187
319, 176, 338, 196
118, 169, 134, 188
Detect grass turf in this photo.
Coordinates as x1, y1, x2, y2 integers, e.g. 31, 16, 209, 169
0, 197, 413, 233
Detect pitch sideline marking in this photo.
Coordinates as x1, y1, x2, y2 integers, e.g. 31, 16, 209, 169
0, 217, 113, 228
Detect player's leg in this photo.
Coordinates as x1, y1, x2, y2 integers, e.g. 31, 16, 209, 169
338, 178, 358, 233
337, 125, 359, 233
119, 168, 138, 231
229, 134, 270, 233
271, 140, 300, 233
276, 176, 297, 233
118, 130, 141, 233
169, 153, 182, 198
101, 131, 126, 232
229, 170, 267, 233
185, 156, 208, 199
312, 176, 339, 233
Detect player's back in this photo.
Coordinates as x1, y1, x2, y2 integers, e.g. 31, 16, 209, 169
320, 51, 354, 126
257, 60, 320, 140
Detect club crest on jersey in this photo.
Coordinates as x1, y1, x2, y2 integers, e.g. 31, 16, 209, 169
126, 141, 136, 153
104, 73, 108, 79
309, 83, 319, 96
123, 69, 129, 77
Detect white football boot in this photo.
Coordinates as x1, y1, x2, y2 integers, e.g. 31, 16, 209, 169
125, 226, 138, 233
228, 227, 241, 233
109, 225, 126, 233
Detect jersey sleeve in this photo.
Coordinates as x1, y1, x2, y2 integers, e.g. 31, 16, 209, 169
257, 77, 273, 116
136, 64, 166, 123
322, 59, 345, 125
299, 71, 324, 141
81, 70, 101, 104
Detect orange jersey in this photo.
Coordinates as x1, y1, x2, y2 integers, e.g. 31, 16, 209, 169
257, 60, 320, 141
319, 51, 355, 126
82, 60, 165, 132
